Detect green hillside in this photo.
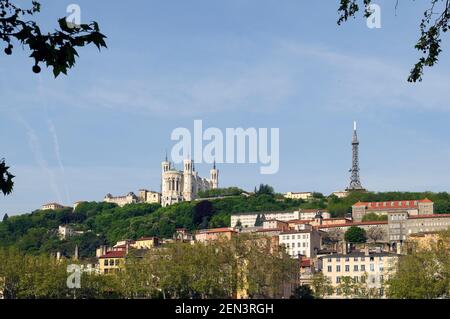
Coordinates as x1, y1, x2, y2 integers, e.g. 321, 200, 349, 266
0, 188, 448, 258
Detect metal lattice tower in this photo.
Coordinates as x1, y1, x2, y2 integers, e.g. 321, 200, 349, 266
347, 121, 365, 191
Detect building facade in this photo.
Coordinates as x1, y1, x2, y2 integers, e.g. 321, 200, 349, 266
352, 199, 434, 222
104, 192, 138, 207
161, 158, 218, 207
388, 212, 450, 244
138, 189, 161, 204
41, 203, 66, 211
231, 209, 330, 228
195, 227, 237, 243
279, 226, 322, 258
320, 250, 399, 298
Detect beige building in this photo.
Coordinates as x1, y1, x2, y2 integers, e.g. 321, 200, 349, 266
195, 227, 237, 243
131, 237, 159, 249
41, 203, 66, 211
138, 189, 161, 204
406, 231, 444, 252
279, 226, 322, 258
161, 158, 218, 207
284, 192, 313, 200
98, 250, 126, 274
320, 250, 399, 298
352, 199, 434, 222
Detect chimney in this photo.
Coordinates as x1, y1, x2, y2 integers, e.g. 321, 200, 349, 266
364, 245, 370, 256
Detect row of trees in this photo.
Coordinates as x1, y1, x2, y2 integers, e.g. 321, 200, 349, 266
0, 235, 298, 299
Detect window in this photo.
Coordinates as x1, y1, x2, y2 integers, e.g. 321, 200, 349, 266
354, 265, 359, 272
336, 277, 341, 284
361, 265, 366, 272
115, 259, 119, 266
104, 260, 108, 266
336, 265, 341, 272
370, 264, 375, 272
328, 258, 332, 262
354, 257, 358, 261
327, 266, 332, 272
345, 257, 350, 262
345, 265, 350, 272
109, 259, 115, 266
354, 276, 359, 283
336, 258, 341, 262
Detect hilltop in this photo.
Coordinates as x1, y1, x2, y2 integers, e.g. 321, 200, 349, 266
0, 188, 449, 258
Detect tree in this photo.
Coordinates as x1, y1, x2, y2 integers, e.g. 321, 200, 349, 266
290, 285, 314, 299
337, 0, 450, 82
1, 1, 106, 197
1, 0, 107, 77
255, 184, 274, 196
2, 213, 8, 222
311, 272, 334, 298
387, 230, 450, 298
345, 226, 367, 244
362, 212, 388, 222
0, 159, 14, 196
254, 214, 263, 227
366, 227, 386, 244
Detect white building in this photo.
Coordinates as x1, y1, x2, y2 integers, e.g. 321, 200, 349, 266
278, 226, 322, 258
231, 209, 331, 228
330, 191, 349, 199
41, 203, 66, 211
104, 192, 138, 207
161, 158, 218, 207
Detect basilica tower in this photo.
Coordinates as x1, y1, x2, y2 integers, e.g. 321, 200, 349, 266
210, 160, 219, 189
183, 158, 194, 201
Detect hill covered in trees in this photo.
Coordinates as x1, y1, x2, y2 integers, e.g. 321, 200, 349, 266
0, 188, 449, 258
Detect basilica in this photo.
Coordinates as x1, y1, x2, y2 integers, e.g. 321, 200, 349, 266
161, 157, 219, 207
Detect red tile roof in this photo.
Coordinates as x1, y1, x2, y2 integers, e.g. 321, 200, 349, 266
300, 259, 311, 267
197, 227, 237, 234
99, 250, 126, 259
353, 199, 433, 211
318, 221, 387, 229
136, 237, 157, 241
256, 228, 282, 233
409, 214, 450, 219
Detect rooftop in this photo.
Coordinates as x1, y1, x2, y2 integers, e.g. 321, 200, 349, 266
319, 251, 400, 259
353, 199, 433, 210
197, 227, 237, 234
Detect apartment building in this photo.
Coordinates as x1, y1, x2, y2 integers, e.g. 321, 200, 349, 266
195, 227, 237, 243
320, 250, 399, 298
278, 226, 322, 258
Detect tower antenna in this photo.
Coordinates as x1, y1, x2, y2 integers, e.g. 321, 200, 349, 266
346, 121, 365, 192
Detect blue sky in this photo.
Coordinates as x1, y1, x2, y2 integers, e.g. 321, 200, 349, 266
1, 0, 450, 215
